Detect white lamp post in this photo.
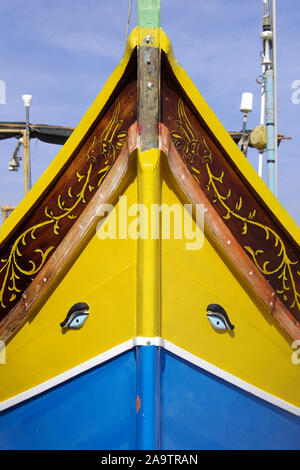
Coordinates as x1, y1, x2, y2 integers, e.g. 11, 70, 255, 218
22, 94, 32, 194
239, 92, 253, 157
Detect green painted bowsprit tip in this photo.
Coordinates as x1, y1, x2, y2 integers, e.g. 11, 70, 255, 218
138, 0, 161, 28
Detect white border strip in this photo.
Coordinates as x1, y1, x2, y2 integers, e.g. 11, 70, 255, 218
0, 337, 299, 417
133, 336, 165, 347
0, 339, 134, 412
163, 340, 300, 417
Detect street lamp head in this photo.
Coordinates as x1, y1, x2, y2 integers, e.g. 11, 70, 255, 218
240, 92, 253, 113
22, 94, 32, 107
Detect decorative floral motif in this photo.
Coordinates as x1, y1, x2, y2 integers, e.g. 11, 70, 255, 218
87, 99, 127, 164
0, 99, 127, 310
0, 226, 54, 307
171, 99, 300, 312
171, 99, 212, 164
206, 164, 300, 311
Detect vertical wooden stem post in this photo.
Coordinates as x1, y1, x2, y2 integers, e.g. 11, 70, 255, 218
136, 0, 162, 450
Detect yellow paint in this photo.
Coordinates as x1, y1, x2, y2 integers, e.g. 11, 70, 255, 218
0, 177, 137, 402
1, 26, 298, 248
205, 161, 300, 310
1, 27, 299, 410
1, 157, 299, 407
0, 100, 127, 311
136, 148, 161, 337
158, 30, 300, 245
161, 164, 300, 409
137, 26, 161, 49
0, 36, 135, 243
170, 98, 300, 312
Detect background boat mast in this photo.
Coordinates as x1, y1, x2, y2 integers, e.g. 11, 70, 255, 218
261, 0, 278, 196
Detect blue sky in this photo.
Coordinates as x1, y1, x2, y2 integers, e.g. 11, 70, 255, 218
0, 0, 299, 224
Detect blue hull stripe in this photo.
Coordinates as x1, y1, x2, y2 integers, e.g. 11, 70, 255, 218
0, 350, 137, 450
1, 345, 300, 449
136, 346, 162, 450
1, 338, 299, 418
162, 350, 300, 450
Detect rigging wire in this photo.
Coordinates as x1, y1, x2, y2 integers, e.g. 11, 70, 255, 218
126, 0, 133, 42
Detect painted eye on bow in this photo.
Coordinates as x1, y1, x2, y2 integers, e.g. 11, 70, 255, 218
206, 304, 235, 331
60, 302, 90, 331
68, 313, 89, 329
206, 314, 227, 330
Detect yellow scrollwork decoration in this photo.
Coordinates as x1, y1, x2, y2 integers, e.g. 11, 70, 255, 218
87, 99, 127, 164
171, 99, 300, 311
0, 99, 127, 309
206, 164, 300, 310
0, 226, 54, 307
171, 99, 212, 165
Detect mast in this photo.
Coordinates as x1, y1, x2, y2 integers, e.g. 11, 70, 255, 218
272, 0, 278, 196
261, 0, 277, 196
257, 66, 265, 179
